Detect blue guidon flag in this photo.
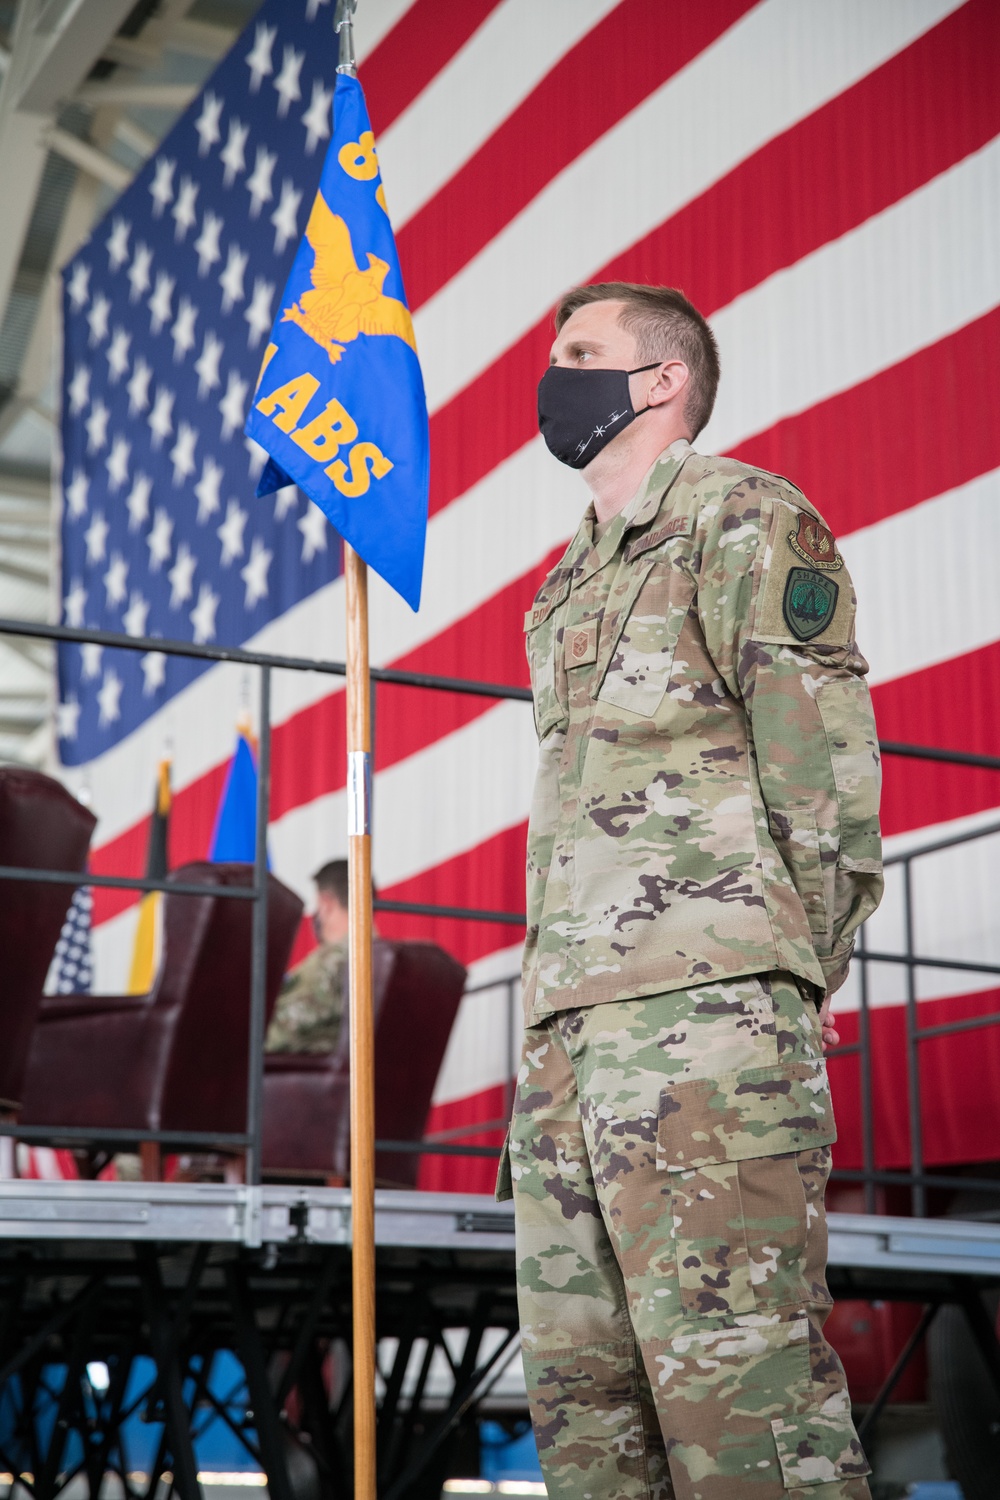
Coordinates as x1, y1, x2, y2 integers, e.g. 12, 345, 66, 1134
245, 72, 429, 611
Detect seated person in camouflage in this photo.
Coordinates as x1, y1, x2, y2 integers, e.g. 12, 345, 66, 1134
265, 859, 350, 1053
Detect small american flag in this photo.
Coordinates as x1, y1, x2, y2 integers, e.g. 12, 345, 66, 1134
47, 885, 94, 996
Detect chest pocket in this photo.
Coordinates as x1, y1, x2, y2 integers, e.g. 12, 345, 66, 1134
597, 550, 695, 718
525, 580, 570, 740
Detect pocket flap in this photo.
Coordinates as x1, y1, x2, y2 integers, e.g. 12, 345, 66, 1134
657, 1059, 835, 1170
595, 555, 692, 718
770, 1407, 871, 1487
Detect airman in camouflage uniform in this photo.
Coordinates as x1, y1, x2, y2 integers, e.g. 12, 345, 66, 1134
265, 858, 352, 1053
499, 284, 883, 1498
265, 936, 347, 1053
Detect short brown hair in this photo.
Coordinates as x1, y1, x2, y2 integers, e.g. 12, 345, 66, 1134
554, 282, 720, 437
313, 859, 377, 907
313, 859, 348, 907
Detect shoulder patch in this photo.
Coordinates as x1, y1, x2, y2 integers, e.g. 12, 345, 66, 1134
787, 514, 842, 571
753, 502, 854, 647
782, 569, 839, 640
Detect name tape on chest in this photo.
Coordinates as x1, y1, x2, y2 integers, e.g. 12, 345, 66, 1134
526, 578, 571, 631
624, 512, 693, 562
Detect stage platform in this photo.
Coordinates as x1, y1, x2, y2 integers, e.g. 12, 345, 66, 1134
3, 1179, 1000, 1278
1, 1185, 999, 1499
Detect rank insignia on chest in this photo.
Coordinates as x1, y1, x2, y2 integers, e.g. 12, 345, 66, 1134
564, 619, 599, 667
788, 514, 843, 570
782, 568, 839, 641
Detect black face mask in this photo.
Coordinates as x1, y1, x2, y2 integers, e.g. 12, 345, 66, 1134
537, 362, 660, 469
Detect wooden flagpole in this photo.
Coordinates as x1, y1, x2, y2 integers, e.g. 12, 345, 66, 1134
344, 543, 377, 1500
334, 10, 376, 1497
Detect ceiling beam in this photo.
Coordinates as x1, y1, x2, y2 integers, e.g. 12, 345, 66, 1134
0, 0, 138, 344
7, 0, 140, 115
114, 115, 156, 161
74, 79, 198, 109
0, 108, 51, 321
0, 511, 50, 532
44, 125, 132, 190
0, 632, 51, 665
0, 523, 50, 544
0, 551, 51, 585
0, 166, 102, 451
0, 467, 51, 502
0, 713, 48, 733
163, 17, 234, 60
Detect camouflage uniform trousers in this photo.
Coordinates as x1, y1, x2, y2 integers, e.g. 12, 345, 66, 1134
506, 973, 871, 1500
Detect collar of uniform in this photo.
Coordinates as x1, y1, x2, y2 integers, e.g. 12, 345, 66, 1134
559, 502, 626, 592
564, 440, 693, 591
623, 439, 693, 535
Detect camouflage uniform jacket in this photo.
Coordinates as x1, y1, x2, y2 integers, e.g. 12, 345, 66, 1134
522, 440, 883, 1024
265, 936, 347, 1053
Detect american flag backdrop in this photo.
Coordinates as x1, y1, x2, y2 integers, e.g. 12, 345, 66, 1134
57, 0, 1000, 1191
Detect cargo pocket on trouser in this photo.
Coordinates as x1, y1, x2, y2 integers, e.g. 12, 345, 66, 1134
771, 1407, 872, 1487
653, 1060, 870, 1495
657, 1059, 836, 1317
654, 1319, 870, 1497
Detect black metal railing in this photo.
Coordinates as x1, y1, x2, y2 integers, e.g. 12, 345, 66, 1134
1, 614, 999, 1201
0, 615, 531, 1183
826, 813, 1000, 1218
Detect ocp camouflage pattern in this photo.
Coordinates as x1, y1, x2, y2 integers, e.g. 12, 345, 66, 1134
505, 973, 872, 1498
265, 936, 347, 1052
521, 441, 883, 1023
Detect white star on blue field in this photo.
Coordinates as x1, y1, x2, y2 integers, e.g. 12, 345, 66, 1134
58, 0, 341, 765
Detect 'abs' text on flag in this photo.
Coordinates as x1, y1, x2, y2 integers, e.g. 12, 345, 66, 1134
247, 72, 429, 612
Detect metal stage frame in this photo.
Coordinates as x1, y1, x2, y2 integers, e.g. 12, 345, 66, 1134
1, 1184, 1000, 1500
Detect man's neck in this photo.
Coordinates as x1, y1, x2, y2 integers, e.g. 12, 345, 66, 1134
585, 423, 691, 523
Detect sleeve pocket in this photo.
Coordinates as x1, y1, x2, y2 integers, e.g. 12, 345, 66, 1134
817, 675, 882, 872
770, 1409, 871, 1486
767, 802, 829, 944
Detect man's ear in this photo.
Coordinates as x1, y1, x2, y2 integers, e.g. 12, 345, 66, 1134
645, 358, 689, 408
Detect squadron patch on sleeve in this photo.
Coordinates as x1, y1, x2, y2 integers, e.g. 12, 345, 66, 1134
787, 514, 843, 571
753, 502, 854, 646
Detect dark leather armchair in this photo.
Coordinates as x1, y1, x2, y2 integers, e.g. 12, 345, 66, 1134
262, 939, 467, 1187
0, 767, 95, 1112
20, 862, 303, 1170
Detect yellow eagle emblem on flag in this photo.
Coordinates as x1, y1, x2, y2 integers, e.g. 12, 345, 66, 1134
281, 193, 417, 366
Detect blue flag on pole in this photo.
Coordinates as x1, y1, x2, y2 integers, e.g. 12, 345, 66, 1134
209, 727, 259, 862
244, 73, 428, 611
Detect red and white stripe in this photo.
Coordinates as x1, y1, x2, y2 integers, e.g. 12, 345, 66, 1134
65, 0, 1000, 1188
